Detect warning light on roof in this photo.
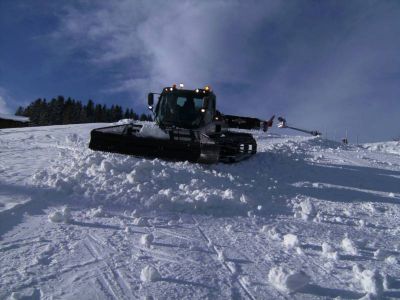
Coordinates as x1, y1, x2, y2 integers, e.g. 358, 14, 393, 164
195, 89, 199, 93
204, 86, 210, 91
179, 83, 184, 89
172, 84, 177, 89
169, 87, 173, 91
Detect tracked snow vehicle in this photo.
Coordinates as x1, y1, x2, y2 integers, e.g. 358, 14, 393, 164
89, 85, 274, 164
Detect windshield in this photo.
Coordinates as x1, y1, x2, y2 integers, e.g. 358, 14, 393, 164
155, 93, 204, 128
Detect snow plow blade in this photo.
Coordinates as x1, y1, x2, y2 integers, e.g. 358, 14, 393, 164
89, 124, 221, 164
89, 124, 256, 164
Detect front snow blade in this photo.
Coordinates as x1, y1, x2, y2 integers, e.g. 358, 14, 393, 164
89, 124, 220, 164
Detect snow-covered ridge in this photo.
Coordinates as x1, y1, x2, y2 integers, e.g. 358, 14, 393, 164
0, 112, 29, 122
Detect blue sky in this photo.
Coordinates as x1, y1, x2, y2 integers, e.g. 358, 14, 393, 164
0, 0, 399, 142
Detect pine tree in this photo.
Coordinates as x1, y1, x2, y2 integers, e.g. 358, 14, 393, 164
94, 104, 103, 122
16, 96, 139, 126
86, 100, 94, 122
139, 113, 148, 121
54, 96, 65, 124
15, 106, 24, 116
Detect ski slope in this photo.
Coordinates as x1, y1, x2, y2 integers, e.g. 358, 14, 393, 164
1, 123, 400, 299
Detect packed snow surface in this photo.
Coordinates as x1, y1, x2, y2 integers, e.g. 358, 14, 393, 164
1, 123, 400, 299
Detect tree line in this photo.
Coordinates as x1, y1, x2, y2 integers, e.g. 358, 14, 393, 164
15, 96, 152, 126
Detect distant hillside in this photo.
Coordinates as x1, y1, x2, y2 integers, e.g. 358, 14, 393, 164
15, 96, 152, 126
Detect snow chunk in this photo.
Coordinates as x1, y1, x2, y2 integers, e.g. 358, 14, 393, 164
140, 265, 161, 282
262, 226, 280, 240
226, 261, 237, 275
293, 197, 316, 221
268, 266, 310, 293
385, 255, 397, 264
283, 234, 299, 249
140, 233, 154, 248
87, 206, 105, 218
216, 248, 226, 261
48, 206, 72, 223
222, 189, 234, 199
299, 199, 316, 220
133, 217, 149, 227
100, 160, 112, 172
321, 242, 338, 260
341, 237, 358, 255
374, 249, 388, 260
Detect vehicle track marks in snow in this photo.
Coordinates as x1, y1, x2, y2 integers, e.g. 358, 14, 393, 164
84, 234, 132, 299
193, 216, 258, 300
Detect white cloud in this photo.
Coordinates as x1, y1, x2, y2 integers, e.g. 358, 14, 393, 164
0, 88, 12, 114
53, 0, 285, 97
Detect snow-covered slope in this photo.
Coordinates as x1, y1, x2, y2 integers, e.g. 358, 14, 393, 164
1, 123, 400, 299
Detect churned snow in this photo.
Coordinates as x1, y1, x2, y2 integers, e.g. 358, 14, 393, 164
1, 123, 400, 299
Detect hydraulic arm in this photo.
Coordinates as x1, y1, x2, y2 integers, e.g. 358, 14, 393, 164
277, 117, 321, 136
223, 115, 275, 132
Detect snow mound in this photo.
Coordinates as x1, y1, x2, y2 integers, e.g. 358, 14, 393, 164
268, 266, 310, 293
283, 234, 299, 249
48, 206, 72, 223
140, 265, 161, 283
33, 148, 274, 215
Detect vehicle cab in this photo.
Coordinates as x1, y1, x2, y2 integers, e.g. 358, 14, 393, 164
148, 85, 216, 130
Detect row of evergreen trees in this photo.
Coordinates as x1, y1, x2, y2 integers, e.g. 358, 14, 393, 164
15, 96, 152, 126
